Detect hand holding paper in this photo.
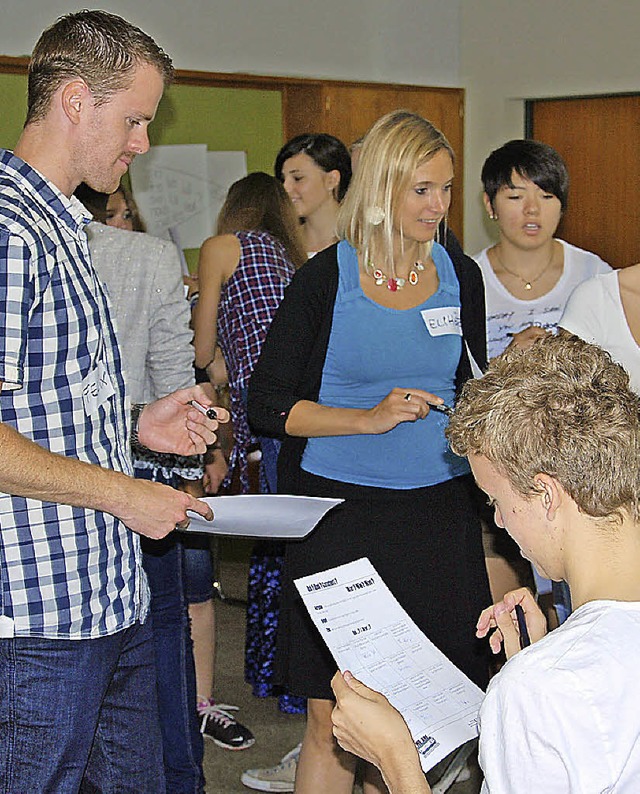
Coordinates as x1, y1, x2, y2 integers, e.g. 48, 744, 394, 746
295, 558, 483, 772
331, 670, 429, 794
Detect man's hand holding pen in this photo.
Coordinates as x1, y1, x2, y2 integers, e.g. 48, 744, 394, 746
476, 587, 548, 659
137, 384, 230, 456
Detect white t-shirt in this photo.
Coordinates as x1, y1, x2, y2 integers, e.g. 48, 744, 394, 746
474, 240, 611, 360
560, 270, 640, 395
479, 601, 640, 793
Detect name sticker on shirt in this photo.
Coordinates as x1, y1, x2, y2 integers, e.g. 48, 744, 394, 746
0, 615, 14, 638
82, 360, 116, 416
420, 306, 462, 337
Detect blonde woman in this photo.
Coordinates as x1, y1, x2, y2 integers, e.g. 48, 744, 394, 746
249, 111, 490, 794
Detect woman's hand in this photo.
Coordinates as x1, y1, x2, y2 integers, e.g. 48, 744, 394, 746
362, 388, 445, 435
507, 325, 549, 352
204, 448, 229, 494
331, 671, 430, 793
476, 587, 547, 658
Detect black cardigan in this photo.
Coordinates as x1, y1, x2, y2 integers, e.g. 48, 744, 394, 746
247, 232, 487, 494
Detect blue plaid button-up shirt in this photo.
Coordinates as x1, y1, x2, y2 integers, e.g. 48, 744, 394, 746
0, 149, 149, 638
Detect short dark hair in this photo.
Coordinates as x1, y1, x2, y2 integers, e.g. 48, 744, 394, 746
274, 133, 352, 202
27, 9, 174, 124
481, 139, 569, 211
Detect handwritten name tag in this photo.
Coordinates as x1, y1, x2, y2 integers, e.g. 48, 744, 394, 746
81, 360, 116, 416
0, 615, 14, 638
420, 306, 462, 336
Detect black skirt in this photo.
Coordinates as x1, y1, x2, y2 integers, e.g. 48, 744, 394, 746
274, 470, 491, 700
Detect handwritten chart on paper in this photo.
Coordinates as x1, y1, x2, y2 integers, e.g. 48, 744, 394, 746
295, 558, 483, 772
130, 143, 211, 247
130, 145, 247, 249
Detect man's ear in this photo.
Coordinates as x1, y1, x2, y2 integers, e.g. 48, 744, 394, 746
534, 473, 562, 520
60, 79, 91, 125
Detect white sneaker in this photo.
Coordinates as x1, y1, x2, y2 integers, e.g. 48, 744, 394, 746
241, 743, 301, 792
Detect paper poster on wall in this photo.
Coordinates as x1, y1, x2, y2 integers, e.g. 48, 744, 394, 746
129, 145, 248, 250
207, 151, 248, 228
129, 143, 211, 248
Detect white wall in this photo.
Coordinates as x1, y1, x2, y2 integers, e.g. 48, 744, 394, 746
460, 0, 640, 253
1, 0, 460, 85
5, 1, 640, 254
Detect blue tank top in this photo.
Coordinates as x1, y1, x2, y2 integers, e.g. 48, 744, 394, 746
301, 240, 470, 488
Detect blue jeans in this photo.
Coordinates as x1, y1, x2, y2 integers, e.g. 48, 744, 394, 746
0, 621, 164, 794
138, 470, 205, 794
182, 532, 214, 605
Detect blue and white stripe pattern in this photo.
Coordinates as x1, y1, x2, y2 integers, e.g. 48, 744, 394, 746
0, 149, 148, 638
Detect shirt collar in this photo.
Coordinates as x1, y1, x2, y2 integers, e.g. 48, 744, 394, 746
0, 148, 93, 235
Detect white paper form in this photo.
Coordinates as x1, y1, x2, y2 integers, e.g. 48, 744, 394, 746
295, 558, 483, 772
207, 150, 247, 225
184, 494, 342, 539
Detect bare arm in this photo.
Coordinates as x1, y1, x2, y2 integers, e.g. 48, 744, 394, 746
331, 671, 431, 794
192, 234, 241, 373
285, 388, 447, 438
0, 418, 214, 539
137, 384, 228, 456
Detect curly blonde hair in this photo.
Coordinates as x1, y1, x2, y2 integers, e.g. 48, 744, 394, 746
447, 331, 640, 522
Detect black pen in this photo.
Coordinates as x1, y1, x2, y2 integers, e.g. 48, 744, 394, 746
428, 402, 454, 417
514, 604, 531, 649
189, 400, 218, 421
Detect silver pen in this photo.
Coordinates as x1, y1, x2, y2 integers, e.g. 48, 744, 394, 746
189, 400, 218, 421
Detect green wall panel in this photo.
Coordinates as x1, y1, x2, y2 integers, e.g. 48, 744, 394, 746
0, 73, 284, 269
0, 73, 28, 149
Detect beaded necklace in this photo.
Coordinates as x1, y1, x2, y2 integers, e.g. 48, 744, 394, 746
370, 261, 425, 292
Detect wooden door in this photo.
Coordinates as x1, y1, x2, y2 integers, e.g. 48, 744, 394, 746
283, 82, 465, 241
529, 95, 640, 268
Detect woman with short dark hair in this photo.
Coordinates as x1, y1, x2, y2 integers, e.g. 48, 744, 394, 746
275, 133, 352, 255
474, 138, 611, 615
475, 139, 609, 360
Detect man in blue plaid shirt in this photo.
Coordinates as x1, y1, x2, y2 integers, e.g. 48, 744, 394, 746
0, 10, 227, 792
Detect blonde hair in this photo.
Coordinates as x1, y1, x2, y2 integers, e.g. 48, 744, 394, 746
337, 110, 454, 275
447, 331, 640, 522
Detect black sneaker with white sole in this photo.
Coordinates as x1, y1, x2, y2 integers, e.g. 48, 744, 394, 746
197, 700, 255, 751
